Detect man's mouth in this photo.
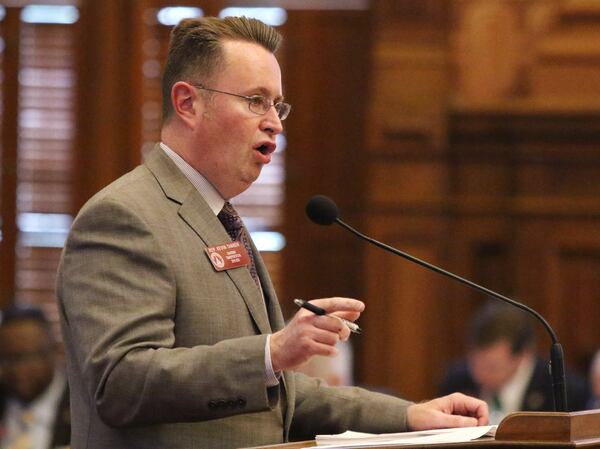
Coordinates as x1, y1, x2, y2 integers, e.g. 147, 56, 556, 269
254, 142, 276, 155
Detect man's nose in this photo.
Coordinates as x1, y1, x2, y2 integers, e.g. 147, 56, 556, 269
261, 107, 283, 135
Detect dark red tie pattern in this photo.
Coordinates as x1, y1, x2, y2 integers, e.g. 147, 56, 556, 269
217, 202, 260, 288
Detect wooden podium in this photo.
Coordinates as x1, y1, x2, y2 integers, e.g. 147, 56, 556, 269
239, 410, 600, 449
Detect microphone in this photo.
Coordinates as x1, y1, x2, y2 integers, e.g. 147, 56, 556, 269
305, 194, 568, 412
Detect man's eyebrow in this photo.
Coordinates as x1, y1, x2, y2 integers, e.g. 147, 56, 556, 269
252, 86, 284, 102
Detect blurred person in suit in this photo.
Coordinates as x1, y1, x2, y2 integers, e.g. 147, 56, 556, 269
588, 350, 600, 409
439, 302, 590, 424
0, 305, 70, 449
57, 16, 488, 449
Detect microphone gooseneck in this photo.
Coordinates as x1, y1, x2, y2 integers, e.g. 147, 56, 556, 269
305, 194, 568, 412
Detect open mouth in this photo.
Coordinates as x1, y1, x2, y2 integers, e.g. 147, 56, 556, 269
254, 142, 275, 155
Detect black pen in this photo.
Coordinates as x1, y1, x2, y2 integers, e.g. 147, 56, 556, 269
293, 299, 361, 334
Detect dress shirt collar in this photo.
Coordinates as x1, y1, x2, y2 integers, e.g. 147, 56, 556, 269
159, 142, 224, 215
498, 354, 536, 414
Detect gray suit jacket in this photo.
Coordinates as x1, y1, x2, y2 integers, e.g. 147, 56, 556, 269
57, 146, 411, 449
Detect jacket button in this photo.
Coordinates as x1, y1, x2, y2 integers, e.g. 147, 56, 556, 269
208, 400, 217, 409
237, 397, 247, 408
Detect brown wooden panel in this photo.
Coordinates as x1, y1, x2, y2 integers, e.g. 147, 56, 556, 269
0, 8, 20, 307
452, 161, 511, 197
368, 50, 447, 151
74, 0, 143, 209
556, 250, 600, 372
514, 219, 600, 375
545, 222, 600, 374
373, 0, 448, 46
442, 215, 514, 360
362, 0, 600, 403
361, 231, 449, 401
451, 0, 526, 100
282, 9, 372, 306
369, 160, 449, 207
533, 64, 600, 98
516, 163, 600, 197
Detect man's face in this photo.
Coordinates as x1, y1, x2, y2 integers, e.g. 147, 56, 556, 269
0, 320, 55, 403
187, 40, 283, 199
592, 369, 600, 399
468, 340, 524, 392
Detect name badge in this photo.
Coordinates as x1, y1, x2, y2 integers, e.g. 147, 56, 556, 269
205, 241, 250, 271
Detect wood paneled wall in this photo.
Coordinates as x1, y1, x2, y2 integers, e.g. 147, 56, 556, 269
8, 0, 594, 405
281, 9, 372, 316
356, 0, 600, 401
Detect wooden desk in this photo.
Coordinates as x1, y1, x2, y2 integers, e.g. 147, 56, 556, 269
239, 438, 600, 449
239, 410, 600, 449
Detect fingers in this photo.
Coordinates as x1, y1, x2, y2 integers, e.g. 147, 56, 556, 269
331, 316, 352, 341
312, 314, 346, 334
445, 393, 489, 426
310, 297, 365, 317
434, 413, 479, 429
270, 297, 362, 372
407, 393, 489, 431
298, 298, 359, 340
303, 297, 364, 324
306, 321, 343, 346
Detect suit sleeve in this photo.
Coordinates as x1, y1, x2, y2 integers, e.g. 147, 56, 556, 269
289, 373, 412, 441
566, 370, 592, 412
437, 361, 476, 397
57, 197, 278, 427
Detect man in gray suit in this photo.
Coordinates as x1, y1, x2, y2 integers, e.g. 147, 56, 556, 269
56, 16, 488, 449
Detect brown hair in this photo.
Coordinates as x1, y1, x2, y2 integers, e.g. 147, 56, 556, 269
161, 16, 282, 122
467, 303, 535, 354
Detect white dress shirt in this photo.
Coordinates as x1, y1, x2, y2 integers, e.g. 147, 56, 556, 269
483, 355, 535, 425
1, 369, 66, 449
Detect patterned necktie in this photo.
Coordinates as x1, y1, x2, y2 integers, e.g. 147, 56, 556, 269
217, 202, 260, 288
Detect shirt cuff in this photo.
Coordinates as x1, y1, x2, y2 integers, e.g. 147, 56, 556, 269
265, 334, 280, 387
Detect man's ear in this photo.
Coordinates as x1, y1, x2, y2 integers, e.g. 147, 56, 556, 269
171, 81, 201, 128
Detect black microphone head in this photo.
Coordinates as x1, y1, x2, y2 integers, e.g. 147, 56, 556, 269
306, 195, 339, 225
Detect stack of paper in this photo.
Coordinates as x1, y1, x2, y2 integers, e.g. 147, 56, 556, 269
316, 425, 497, 448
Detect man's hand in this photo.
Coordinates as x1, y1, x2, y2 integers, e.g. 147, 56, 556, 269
407, 393, 489, 430
270, 297, 364, 372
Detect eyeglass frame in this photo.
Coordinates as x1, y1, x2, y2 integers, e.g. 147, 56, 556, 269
189, 83, 291, 121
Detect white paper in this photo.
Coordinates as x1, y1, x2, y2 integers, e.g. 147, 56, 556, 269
315, 425, 497, 448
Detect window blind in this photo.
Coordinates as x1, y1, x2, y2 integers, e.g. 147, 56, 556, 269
14, 11, 77, 324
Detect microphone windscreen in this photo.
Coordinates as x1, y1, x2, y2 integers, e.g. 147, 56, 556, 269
306, 195, 339, 225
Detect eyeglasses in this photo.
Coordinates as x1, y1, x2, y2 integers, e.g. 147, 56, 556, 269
191, 83, 291, 121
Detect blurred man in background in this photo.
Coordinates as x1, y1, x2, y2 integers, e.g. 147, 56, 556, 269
0, 305, 70, 449
439, 303, 590, 424
588, 350, 600, 410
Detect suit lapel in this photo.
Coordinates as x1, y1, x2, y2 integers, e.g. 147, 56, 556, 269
144, 146, 272, 335
249, 239, 285, 331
